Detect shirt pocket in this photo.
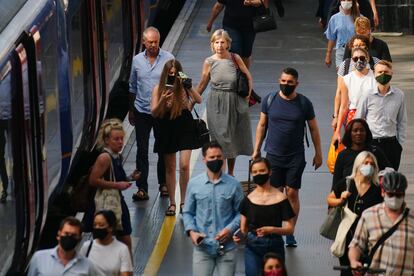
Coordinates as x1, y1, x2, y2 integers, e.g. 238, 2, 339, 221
196, 193, 212, 217
217, 194, 233, 215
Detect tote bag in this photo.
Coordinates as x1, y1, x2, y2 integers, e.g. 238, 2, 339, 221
330, 205, 357, 257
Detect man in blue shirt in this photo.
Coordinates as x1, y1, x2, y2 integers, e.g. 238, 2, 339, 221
128, 27, 174, 201
252, 68, 322, 247
183, 141, 243, 276
28, 217, 96, 275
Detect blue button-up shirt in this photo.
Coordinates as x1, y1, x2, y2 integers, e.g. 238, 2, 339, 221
27, 247, 96, 276
183, 173, 244, 256
128, 48, 174, 114
325, 9, 355, 49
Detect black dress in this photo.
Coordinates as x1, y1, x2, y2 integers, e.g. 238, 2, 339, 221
332, 178, 383, 275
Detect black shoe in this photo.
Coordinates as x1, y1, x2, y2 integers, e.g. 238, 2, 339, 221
285, 235, 297, 247
274, 0, 285, 17
0, 192, 7, 203
132, 190, 149, 201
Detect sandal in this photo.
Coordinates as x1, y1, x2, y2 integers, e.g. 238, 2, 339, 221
179, 203, 184, 214
159, 185, 169, 197
165, 204, 176, 216
132, 189, 149, 201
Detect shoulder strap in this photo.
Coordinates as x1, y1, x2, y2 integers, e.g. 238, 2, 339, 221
369, 57, 375, 70
266, 91, 277, 110
367, 208, 410, 267
230, 53, 239, 70
344, 58, 351, 76
86, 239, 93, 257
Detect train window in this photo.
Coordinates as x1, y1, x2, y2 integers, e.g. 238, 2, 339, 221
0, 0, 27, 33
68, 2, 90, 147
38, 14, 62, 191
0, 66, 16, 274
103, 0, 125, 88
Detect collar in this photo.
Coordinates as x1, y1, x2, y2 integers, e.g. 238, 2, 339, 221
143, 48, 162, 58
51, 246, 80, 264
204, 172, 223, 185
103, 147, 120, 159
374, 85, 394, 96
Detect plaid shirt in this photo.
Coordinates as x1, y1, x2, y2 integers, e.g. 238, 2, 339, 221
349, 203, 414, 275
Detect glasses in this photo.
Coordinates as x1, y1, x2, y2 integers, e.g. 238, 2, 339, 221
352, 56, 366, 62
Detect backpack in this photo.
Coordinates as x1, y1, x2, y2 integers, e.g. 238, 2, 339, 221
266, 92, 310, 147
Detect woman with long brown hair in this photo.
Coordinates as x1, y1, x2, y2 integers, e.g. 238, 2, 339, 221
151, 59, 202, 216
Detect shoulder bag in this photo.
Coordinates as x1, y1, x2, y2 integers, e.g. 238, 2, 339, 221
70, 168, 96, 212
94, 155, 123, 231
230, 53, 249, 97
253, 0, 277, 33
193, 108, 210, 147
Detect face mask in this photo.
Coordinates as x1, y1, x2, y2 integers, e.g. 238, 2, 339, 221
60, 235, 79, 251
355, 60, 367, 71
341, 1, 353, 10
253, 173, 270, 185
384, 195, 404, 210
166, 75, 176, 86
359, 164, 374, 177
264, 270, 284, 276
279, 84, 295, 96
92, 228, 109, 240
206, 159, 223, 173
375, 73, 392, 85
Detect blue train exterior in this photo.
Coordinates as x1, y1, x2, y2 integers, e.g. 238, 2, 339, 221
0, 0, 169, 274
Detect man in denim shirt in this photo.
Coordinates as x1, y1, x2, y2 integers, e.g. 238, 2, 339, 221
183, 141, 243, 276
128, 27, 174, 201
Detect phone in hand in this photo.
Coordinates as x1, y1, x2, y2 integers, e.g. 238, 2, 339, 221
196, 235, 205, 245
234, 228, 244, 239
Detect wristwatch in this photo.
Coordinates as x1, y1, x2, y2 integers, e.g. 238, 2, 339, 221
332, 114, 337, 118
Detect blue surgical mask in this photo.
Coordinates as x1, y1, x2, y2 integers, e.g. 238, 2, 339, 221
359, 164, 374, 177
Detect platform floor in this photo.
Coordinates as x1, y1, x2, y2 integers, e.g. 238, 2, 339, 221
119, 0, 414, 275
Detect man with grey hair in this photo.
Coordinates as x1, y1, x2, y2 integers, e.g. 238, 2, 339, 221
129, 27, 174, 201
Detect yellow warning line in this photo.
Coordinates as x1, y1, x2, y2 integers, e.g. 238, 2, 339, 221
142, 216, 176, 276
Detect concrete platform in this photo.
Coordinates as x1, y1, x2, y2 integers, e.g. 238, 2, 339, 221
119, 0, 414, 275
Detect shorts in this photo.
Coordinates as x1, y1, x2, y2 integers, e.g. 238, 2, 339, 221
224, 26, 256, 58
266, 153, 306, 189
335, 46, 345, 68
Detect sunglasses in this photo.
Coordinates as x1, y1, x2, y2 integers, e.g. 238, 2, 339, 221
352, 56, 366, 62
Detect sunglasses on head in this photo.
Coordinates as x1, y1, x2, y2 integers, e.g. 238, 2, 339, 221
352, 56, 366, 62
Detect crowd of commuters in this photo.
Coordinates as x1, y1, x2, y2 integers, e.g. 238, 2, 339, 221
26, 0, 413, 274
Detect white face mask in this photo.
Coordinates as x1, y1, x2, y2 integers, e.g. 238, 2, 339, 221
359, 164, 374, 177
341, 1, 353, 10
384, 195, 404, 210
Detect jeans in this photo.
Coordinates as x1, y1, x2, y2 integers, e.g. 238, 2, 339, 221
134, 110, 165, 192
193, 247, 237, 276
245, 232, 285, 276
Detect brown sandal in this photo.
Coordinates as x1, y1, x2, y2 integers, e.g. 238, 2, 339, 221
165, 204, 176, 216
132, 189, 149, 201
159, 185, 169, 197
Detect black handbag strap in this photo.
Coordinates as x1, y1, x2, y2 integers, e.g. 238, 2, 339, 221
367, 208, 410, 266
86, 239, 93, 257
230, 53, 240, 70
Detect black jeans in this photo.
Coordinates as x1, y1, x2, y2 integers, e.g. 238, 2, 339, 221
0, 120, 8, 195
371, 137, 402, 170
134, 110, 165, 192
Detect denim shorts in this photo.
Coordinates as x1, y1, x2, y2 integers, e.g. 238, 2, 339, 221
223, 26, 256, 58
335, 46, 345, 68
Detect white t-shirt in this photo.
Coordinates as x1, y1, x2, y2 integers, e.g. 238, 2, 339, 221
343, 70, 376, 109
80, 239, 132, 276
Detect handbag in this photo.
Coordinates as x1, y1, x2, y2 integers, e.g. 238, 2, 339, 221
249, 89, 262, 107
70, 169, 96, 212
230, 53, 249, 97
319, 206, 343, 240
330, 204, 358, 257
252, 0, 277, 33
193, 108, 210, 147
94, 158, 123, 231
326, 140, 345, 174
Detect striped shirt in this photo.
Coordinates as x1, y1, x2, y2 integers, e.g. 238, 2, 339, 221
355, 86, 407, 144
349, 203, 414, 275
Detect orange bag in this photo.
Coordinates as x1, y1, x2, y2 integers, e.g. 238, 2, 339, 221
327, 142, 345, 174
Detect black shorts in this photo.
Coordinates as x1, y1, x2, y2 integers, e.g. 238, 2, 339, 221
266, 153, 306, 190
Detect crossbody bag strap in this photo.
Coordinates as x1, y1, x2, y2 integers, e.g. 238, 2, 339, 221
367, 208, 410, 266
86, 239, 93, 257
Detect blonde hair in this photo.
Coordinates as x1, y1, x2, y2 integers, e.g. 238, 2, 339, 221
96, 119, 124, 149
351, 47, 370, 62
210, 29, 232, 53
375, 60, 393, 70
355, 16, 371, 34
349, 151, 379, 185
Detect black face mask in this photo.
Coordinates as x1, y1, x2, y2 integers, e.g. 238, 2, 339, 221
60, 235, 79, 251
206, 159, 223, 173
92, 228, 109, 240
375, 73, 392, 85
253, 173, 270, 185
280, 84, 295, 96
166, 75, 176, 86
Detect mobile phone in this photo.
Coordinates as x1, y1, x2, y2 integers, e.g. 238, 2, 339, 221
196, 235, 205, 245
234, 229, 244, 239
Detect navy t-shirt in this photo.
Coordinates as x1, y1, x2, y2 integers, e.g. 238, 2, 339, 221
262, 92, 315, 156
218, 0, 256, 31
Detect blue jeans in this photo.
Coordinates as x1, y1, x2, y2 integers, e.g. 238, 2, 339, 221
223, 26, 256, 58
193, 247, 237, 276
245, 232, 285, 276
